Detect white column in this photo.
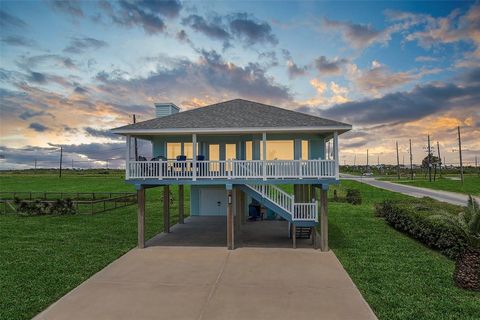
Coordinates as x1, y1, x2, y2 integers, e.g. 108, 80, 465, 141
334, 131, 339, 180
192, 134, 197, 181
126, 135, 131, 179
262, 132, 267, 180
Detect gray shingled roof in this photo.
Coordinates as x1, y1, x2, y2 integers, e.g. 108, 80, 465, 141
113, 99, 351, 132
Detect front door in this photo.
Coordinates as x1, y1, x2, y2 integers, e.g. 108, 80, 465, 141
199, 188, 227, 216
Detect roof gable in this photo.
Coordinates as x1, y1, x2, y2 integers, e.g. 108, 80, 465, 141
113, 99, 351, 133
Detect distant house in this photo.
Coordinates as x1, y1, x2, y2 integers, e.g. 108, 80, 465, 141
112, 99, 351, 250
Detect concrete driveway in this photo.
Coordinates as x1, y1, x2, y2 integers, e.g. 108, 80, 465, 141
34, 218, 377, 320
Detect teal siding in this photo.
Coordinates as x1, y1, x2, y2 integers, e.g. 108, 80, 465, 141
309, 138, 325, 159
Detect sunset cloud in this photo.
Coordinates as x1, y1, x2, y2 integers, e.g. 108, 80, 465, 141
0, 1, 479, 168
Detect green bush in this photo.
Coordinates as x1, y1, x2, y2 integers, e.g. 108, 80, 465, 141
375, 198, 468, 259
346, 188, 362, 205
14, 198, 76, 216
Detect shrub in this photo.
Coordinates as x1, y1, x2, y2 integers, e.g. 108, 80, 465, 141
346, 188, 362, 205
375, 198, 468, 259
14, 197, 76, 216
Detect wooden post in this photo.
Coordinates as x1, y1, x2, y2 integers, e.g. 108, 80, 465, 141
319, 187, 328, 252
235, 188, 241, 234
227, 189, 234, 250
163, 185, 170, 233
137, 187, 145, 249
292, 224, 296, 249
241, 191, 246, 224
178, 185, 184, 224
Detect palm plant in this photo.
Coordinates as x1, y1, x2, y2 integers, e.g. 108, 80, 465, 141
432, 195, 480, 290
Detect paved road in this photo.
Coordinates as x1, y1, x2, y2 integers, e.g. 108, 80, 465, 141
342, 174, 477, 206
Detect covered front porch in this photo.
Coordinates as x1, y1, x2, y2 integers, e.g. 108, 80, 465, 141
125, 131, 339, 181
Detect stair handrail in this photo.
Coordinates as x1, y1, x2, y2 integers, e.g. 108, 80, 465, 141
248, 184, 294, 214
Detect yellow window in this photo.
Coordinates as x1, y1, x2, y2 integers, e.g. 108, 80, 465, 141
302, 140, 309, 160
246, 141, 252, 160
167, 143, 181, 159
183, 143, 199, 159
209, 144, 220, 161
226, 144, 236, 160
266, 140, 294, 160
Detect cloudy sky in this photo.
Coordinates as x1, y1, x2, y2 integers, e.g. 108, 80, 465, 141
1, 0, 479, 169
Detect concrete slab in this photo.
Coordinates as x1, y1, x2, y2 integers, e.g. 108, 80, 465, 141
147, 216, 313, 249
34, 217, 377, 320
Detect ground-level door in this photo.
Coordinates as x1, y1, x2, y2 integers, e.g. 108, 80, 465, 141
199, 188, 227, 216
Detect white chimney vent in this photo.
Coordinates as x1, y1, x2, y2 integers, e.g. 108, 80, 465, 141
155, 103, 180, 118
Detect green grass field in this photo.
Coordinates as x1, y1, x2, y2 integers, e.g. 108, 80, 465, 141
380, 175, 480, 195
0, 173, 189, 320
329, 181, 479, 320
0, 173, 478, 320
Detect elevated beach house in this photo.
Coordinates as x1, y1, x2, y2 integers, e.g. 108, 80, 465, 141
112, 99, 351, 250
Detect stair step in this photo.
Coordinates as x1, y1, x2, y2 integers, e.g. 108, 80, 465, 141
295, 226, 312, 239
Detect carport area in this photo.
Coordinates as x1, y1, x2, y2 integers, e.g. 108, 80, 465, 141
34, 217, 377, 320
146, 216, 315, 248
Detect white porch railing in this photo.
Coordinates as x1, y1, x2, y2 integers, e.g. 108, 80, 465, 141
247, 184, 294, 214
126, 159, 336, 180
293, 202, 318, 221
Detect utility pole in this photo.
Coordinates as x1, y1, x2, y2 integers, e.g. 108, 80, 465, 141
458, 126, 464, 185
377, 155, 379, 166
366, 149, 369, 171
476, 155, 478, 177
133, 114, 138, 161
396, 141, 400, 179
409, 139, 413, 180
354, 154, 356, 166
437, 141, 442, 177
427, 135, 432, 182
59, 147, 63, 178
106, 159, 109, 169
71, 159, 74, 169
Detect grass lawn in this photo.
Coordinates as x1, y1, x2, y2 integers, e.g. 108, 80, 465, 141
0, 173, 189, 320
380, 175, 480, 196
1, 173, 479, 320
329, 180, 479, 320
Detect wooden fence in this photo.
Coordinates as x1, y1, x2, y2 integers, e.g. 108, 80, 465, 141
0, 192, 137, 215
